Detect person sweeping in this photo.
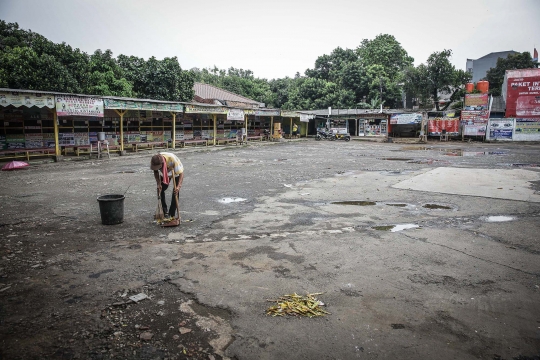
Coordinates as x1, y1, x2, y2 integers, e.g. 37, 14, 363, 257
150, 152, 184, 220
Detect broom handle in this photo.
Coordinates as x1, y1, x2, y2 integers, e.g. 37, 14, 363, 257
172, 174, 180, 220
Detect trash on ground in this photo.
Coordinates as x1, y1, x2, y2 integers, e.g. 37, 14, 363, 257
218, 197, 247, 204
266, 293, 329, 317
129, 293, 149, 302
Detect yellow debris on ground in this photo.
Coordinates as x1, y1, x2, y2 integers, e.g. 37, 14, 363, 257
266, 293, 329, 318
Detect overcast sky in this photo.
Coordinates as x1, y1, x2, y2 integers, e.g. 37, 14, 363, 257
1, 0, 539, 80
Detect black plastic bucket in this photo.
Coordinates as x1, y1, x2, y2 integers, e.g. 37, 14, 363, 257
97, 194, 125, 225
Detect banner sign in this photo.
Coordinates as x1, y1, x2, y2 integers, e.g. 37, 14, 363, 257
56, 96, 104, 117
0, 91, 55, 108
464, 124, 486, 136
428, 118, 459, 135
461, 110, 489, 124
299, 114, 311, 122
254, 109, 281, 116
464, 94, 489, 110
184, 105, 228, 114
281, 110, 300, 117
225, 100, 258, 109
514, 118, 540, 141
505, 75, 540, 117
488, 119, 513, 140
227, 108, 245, 121
390, 113, 422, 124
103, 99, 183, 112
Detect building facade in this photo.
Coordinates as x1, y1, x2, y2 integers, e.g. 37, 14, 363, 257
466, 51, 517, 83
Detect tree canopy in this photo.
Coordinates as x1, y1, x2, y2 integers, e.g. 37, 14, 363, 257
403, 49, 471, 111
484, 52, 538, 96
0, 20, 194, 101
2, 20, 504, 111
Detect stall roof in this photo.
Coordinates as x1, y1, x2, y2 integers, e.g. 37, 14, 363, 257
193, 83, 263, 107
300, 108, 419, 117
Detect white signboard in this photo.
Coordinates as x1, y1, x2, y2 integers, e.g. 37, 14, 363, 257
390, 113, 422, 124
227, 109, 245, 121
0, 91, 55, 108
56, 96, 104, 117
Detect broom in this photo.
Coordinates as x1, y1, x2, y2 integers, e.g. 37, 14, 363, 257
162, 175, 181, 227
155, 188, 165, 221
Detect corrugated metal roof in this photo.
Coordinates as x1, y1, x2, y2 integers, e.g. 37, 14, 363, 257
193, 83, 260, 105
300, 108, 418, 117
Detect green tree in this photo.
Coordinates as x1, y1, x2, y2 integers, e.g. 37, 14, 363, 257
84, 49, 133, 97
484, 52, 538, 96
404, 49, 471, 111
0, 46, 80, 92
119, 56, 194, 101
356, 34, 414, 81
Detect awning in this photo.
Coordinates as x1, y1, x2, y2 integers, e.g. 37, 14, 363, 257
0, 91, 55, 108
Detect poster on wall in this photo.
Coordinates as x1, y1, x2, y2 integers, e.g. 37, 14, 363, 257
504, 72, 540, 117
428, 118, 460, 135
488, 120, 513, 140
390, 113, 422, 124
464, 94, 489, 110
43, 133, 55, 148
183, 130, 194, 140
6, 135, 25, 149
463, 125, 486, 136
461, 110, 489, 124
514, 118, 540, 141
0, 91, 55, 108
73, 133, 89, 146
59, 133, 75, 146
25, 133, 43, 148
56, 96, 104, 117
227, 109, 245, 121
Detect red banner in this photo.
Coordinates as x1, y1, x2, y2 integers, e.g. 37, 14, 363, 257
505, 75, 540, 117
428, 118, 460, 135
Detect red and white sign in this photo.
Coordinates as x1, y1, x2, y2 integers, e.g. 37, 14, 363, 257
505, 72, 540, 118
428, 118, 460, 135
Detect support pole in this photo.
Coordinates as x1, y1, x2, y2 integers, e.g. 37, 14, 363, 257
245, 114, 248, 143
213, 114, 217, 146
52, 109, 60, 156
114, 109, 127, 152
171, 112, 176, 149
290, 118, 293, 138
270, 116, 274, 140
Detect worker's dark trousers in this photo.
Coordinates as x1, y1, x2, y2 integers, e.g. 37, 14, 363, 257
160, 176, 180, 217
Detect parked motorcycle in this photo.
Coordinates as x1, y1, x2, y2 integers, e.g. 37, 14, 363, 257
316, 129, 335, 141
334, 133, 351, 141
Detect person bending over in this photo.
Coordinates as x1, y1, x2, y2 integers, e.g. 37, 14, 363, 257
150, 152, 184, 218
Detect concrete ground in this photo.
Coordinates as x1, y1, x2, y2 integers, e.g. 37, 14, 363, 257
0, 139, 539, 360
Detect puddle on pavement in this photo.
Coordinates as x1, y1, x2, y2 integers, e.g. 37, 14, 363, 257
399, 147, 509, 157
423, 204, 452, 210
332, 201, 376, 206
485, 215, 515, 222
444, 150, 508, 157
379, 170, 415, 176
511, 163, 539, 167
373, 225, 395, 231
400, 146, 432, 151
378, 157, 413, 161
218, 197, 247, 204
391, 224, 419, 232
373, 224, 419, 232
386, 203, 408, 207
